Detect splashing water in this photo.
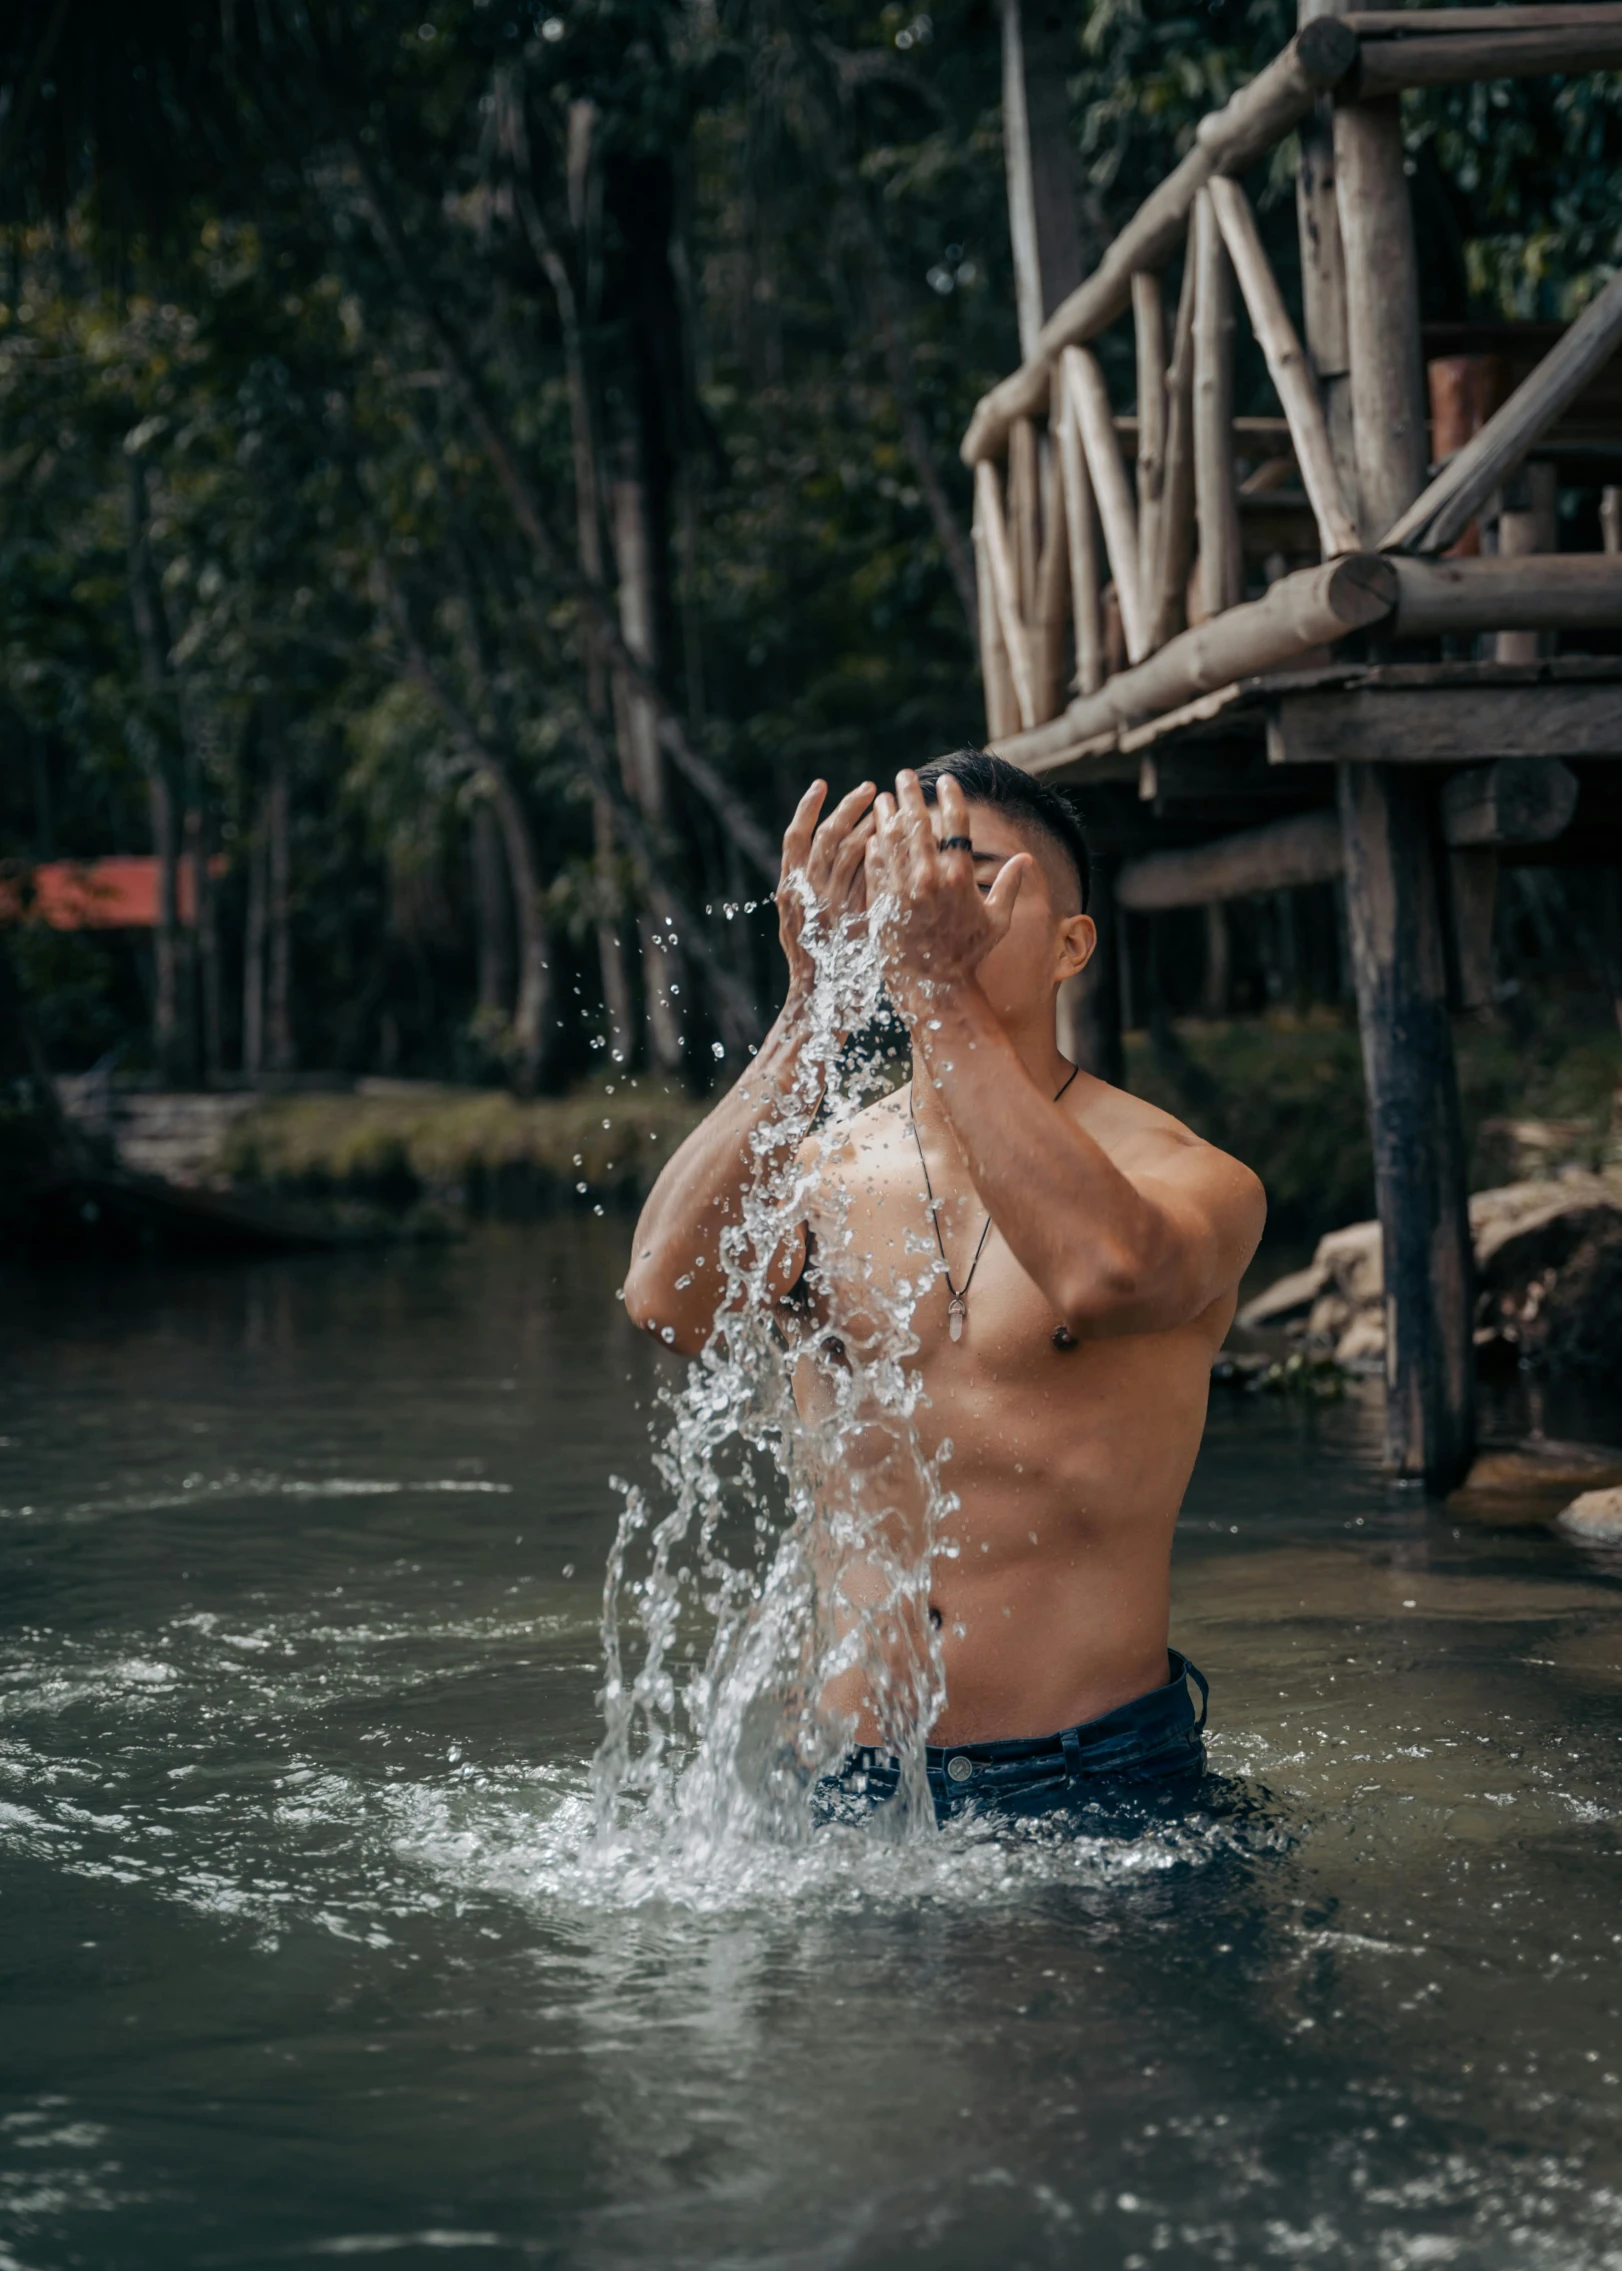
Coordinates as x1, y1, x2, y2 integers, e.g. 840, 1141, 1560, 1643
591, 884, 960, 1878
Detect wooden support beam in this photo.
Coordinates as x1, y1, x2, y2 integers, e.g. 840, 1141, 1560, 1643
1031, 439, 1071, 724
1209, 175, 1360, 559
960, 18, 1359, 464
1009, 415, 1041, 616
1192, 190, 1243, 618
1133, 272, 1168, 613
1381, 267, 1622, 553
1056, 379, 1105, 697
1441, 757, 1580, 847
1269, 680, 1622, 763
1446, 846, 1499, 1014
1117, 809, 1342, 910
1356, 22, 1622, 94
1339, 762, 1476, 1485
998, 553, 1395, 765
1063, 346, 1149, 662
975, 460, 1038, 729
1147, 250, 1199, 652
1494, 461, 1559, 664
1391, 550, 1622, 635
973, 472, 1021, 741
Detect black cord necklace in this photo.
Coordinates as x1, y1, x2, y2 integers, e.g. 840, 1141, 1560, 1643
908, 1061, 1080, 1343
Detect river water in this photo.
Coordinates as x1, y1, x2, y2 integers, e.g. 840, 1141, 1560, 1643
3, 1221, 1621, 2270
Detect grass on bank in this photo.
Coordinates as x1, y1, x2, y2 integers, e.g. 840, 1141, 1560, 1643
216, 1003, 1622, 1242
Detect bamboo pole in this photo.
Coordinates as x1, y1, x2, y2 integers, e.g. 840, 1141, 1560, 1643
1009, 416, 1041, 615
1132, 272, 1168, 611
959, 18, 1359, 463
1208, 176, 1360, 558
1056, 378, 1105, 697
1192, 189, 1242, 618
1356, 22, 1622, 94
1031, 432, 1071, 723
1380, 268, 1622, 553
1347, 5, 1622, 29
973, 474, 1020, 740
975, 459, 1038, 728
1147, 249, 1199, 651
1494, 462, 1559, 663
1295, 85, 1354, 491
1062, 346, 1149, 663
995, 552, 1396, 758
1335, 98, 1427, 541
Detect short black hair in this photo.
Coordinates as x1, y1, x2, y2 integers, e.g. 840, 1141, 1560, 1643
914, 747, 1091, 913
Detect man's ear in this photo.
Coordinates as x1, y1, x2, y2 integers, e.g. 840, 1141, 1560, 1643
1056, 912, 1096, 983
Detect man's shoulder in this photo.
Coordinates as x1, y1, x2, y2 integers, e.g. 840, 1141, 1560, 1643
1077, 1076, 1264, 1212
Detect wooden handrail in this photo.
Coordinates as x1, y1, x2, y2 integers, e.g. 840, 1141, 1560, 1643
1357, 20, 1622, 91
960, 19, 1358, 465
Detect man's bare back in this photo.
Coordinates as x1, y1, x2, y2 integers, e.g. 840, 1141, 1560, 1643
624, 754, 1265, 1768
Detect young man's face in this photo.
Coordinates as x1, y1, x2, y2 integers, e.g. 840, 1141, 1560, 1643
926, 796, 1095, 1024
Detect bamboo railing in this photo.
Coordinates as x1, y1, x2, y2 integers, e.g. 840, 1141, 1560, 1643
967, 4, 1622, 772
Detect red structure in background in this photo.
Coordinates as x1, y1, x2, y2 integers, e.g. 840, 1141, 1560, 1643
0, 857, 225, 929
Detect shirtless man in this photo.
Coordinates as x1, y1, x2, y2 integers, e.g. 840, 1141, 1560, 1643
624, 749, 1266, 1826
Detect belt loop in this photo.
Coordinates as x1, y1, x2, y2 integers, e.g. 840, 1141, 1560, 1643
1060, 1726, 1084, 1779
1174, 1651, 1210, 1733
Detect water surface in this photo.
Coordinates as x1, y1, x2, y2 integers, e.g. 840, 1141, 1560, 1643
3, 1224, 1620, 2269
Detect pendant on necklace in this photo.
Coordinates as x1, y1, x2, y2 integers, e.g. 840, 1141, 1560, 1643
948, 1296, 966, 1343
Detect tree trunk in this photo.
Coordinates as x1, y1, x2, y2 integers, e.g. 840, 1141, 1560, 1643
189, 801, 223, 1082
594, 789, 636, 1067
471, 796, 513, 1021
243, 817, 267, 1081
266, 736, 295, 1075
610, 423, 685, 1075
485, 768, 552, 1093
126, 453, 192, 1086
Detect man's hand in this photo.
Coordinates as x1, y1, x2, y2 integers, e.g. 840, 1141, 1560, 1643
865, 770, 1029, 1016
776, 778, 877, 1005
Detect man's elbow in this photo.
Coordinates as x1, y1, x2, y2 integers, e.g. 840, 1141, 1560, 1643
1057, 1240, 1147, 1332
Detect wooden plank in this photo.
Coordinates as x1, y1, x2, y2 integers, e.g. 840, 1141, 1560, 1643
959, 19, 1360, 464
1192, 189, 1243, 617
1064, 346, 1149, 662
1441, 757, 1580, 847
1268, 682, 1622, 763
1383, 267, 1622, 553
1209, 175, 1360, 558
1117, 809, 1342, 910
1392, 550, 1622, 634
1338, 761, 1476, 1485
1357, 22, 1622, 93
974, 459, 1038, 729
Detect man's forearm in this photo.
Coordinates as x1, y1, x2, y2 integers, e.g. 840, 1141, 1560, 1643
909, 980, 1186, 1332
621, 992, 817, 1347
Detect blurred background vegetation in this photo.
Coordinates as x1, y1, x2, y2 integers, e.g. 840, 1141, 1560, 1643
2, 0, 1620, 1235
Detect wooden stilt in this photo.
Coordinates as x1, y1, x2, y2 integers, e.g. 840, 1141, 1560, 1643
1192, 190, 1242, 618
1322, 75, 1476, 1488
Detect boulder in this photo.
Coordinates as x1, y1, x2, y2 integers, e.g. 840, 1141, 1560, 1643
1236, 1262, 1325, 1331
1556, 1486, 1622, 1545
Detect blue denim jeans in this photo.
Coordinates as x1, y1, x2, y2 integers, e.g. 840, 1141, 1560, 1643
815, 1650, 1210, 1829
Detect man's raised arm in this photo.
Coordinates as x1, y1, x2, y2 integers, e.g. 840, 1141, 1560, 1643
621, 779, 875, 1355
867, 772, 1265, 1342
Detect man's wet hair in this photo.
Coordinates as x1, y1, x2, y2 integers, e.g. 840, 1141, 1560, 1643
914, 748, 1091, 914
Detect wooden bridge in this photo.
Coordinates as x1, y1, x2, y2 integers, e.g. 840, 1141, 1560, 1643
974, 2, 1622, 1488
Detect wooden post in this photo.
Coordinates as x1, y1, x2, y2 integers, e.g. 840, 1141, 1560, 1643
1132, 272, 1168, 613
1147, 248, 1199, 651
1056, 381, 1104, 697
1323, 63, 1475, 1488
1495, 461, 1558, 663
1064, 347, 1148, 661
975, 459, 1039, 728
1192, 189, 1242, 619
974, 469, 1021, 741
1009, 415, 1041, 617
1031, 437, 1071, 723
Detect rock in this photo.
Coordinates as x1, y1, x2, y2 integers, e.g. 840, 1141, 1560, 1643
1333, 1310, 1386, 1373
1236, 1262, 1325, 1331
1307, 1290, 1352, 1341
1315, 1218, 1383, 1306
1556, 1486, 1622, 1544
1449, 1439, 1622, 1526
